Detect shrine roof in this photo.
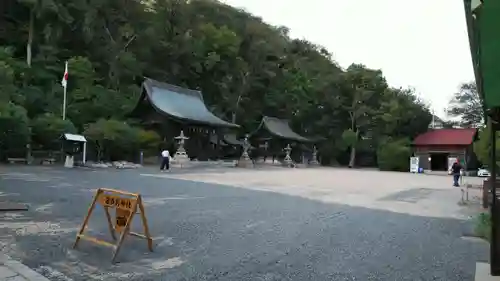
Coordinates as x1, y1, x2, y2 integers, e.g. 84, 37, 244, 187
131, 78, 239, 128
256, 116, 310, 142
209, 134, 244, 146
307, 135, 327, 143
223, 134, 244, 146
62, 133, 86, 143
413, 128, 478, 146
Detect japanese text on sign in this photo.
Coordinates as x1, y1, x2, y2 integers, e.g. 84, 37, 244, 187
74, 188, 153, 263
115, 208, 130, 233
98, 194, 135, 211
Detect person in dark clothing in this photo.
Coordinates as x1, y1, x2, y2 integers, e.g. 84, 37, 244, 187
160, 148, 170, 171
451, 160, 463, 187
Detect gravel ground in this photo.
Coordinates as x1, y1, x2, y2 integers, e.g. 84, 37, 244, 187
0, 166, 489, 281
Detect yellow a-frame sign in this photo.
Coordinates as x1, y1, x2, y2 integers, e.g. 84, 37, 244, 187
73, 188, 153, 262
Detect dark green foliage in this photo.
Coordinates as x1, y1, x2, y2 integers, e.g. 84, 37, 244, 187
31, 113, 76, 150
84, 119, 160, 161
447, 82, 483, 127
474, 212, 491, 242
0, 0, 433, 164
377, 138, 412, 172
0, 102, 30, 158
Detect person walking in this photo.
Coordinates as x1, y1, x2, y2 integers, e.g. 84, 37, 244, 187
160, 148, 170, 171
451, 160, 463, 187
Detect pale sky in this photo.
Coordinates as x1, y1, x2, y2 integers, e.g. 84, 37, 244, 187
222, 0, 475, 118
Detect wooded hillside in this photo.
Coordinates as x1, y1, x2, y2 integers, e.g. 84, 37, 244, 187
0, 0, 432, 169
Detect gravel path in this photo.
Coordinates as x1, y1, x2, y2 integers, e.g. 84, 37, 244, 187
0, 166, 489, 280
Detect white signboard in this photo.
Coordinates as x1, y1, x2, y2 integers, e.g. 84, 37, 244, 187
410, 157, 419, 173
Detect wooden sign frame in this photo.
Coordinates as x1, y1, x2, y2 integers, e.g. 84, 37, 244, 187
73, 188, 153, 262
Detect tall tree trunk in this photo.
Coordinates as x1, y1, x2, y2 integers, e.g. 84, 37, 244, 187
231, 94, 242, 124
348, 144, 356, 168
26, 8, 35, 67
231, 112, 236, 124
348, 112, 357, 168
231, 72, 248, 124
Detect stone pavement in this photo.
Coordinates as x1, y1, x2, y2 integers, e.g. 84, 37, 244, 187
0, 254, 48, 281
0, 166, 489, 280
142, 167, 486, 220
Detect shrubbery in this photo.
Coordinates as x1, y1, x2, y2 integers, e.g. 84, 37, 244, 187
84, 119, 161, 161
31, 113, 77, 150
0, 108, 161, 162
376, 138, 411, 172
475, 212, 491, 242
0, 102, 30, 159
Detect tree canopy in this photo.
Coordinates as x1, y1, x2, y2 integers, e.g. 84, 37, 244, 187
447, 82, 483, 128
0, 0, 433, 167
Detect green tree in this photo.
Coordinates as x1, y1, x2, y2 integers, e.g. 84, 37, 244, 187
83, 119, 157, 161
137, 129, 161, 153
377, 138, 412, 171
0, 46, 24, 105
15, 0, 72, 66
84, 119, 139, 161
31, 113, 76, 149
338, 64, 388, 167
0, 102, 30, 159
447, 82, 483, 127
376, 87, 432, 139
474, 125, 500, 168
0, 0, 433, 168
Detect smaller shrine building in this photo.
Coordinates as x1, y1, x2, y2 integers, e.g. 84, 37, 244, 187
413, 128, 479, 171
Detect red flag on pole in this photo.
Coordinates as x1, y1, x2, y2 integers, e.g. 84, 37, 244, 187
61, 61, 68, 88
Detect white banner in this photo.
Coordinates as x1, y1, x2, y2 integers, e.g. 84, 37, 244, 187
410, 157, 419, 173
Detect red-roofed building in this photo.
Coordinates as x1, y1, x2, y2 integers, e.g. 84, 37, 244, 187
413, 128, 479, 171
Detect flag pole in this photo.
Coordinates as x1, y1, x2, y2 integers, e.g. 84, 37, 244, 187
62, 83, 67, 120
62, 61, 68, 120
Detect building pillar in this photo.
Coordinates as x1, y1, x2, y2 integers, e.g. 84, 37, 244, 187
491, 124, 500, 275
464, 149, 469, 170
